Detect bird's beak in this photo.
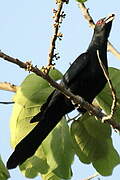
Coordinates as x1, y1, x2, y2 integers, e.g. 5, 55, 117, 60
104, 14, 115, 24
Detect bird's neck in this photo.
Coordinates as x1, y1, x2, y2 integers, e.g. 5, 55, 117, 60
87, 34, 108, 67
88, 33, 108, 52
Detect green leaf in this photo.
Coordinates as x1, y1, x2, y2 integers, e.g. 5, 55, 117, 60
10, 69, 64, 178
42, 118, 74, 179
41, 171, 61, 180
19, 118, 74, 179
96, 67, 120, 123
19, 146, 50, 178
71, 117, 91, 164
13, 68, 62, 105
93, 138, 120, 176
71, 113, 120, 175
10, 68, 62, 146
0, 156, 10, 180
76, 0, 87, 3
10, 68, 74, 179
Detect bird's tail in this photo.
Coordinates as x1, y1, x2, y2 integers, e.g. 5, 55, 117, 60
7, 111, 62, 169
7, 90, 74, 169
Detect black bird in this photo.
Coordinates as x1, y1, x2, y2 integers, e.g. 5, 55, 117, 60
7, 14, 115, 169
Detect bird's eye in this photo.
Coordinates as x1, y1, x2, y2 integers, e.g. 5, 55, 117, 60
96, 19, 104, 25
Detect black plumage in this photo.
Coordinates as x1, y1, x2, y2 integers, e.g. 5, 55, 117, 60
7, 14, 114, 169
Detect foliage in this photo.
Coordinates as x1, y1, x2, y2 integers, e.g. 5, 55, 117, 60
10, 69, 74, 180
71, 113, 120, 176
0, 0, 119, 179
8, 67, 120, 179
0, 156, 10, 180
96, 67, 120, 123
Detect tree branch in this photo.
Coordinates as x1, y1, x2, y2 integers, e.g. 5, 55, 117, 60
97, 50, 117, 121
107, 41, 120, 59
81, 172, 99, 180
78, 3, 95, 28
0, 51, 120, 131
77, 2, 120, 60
0, 82, 18, 92
44, 0, 67, 73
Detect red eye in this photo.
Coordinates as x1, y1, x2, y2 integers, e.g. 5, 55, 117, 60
96, 20, 103, 25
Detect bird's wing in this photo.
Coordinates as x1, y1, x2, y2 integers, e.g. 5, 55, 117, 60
31, 52, 89, 123
63, 52, 89, 86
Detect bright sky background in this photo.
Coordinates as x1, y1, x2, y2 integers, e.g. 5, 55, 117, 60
0, 0, 120, 180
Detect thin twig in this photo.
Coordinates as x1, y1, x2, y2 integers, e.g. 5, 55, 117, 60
77, 2, 120, 60
0, 101, 14, 104
107, 41, 120, 59
78, 3, 95, 28
97, 50, 117, 121
81, 172, 99, 180
0, 51, 120, 130
45, 0, 66, 73
0, 82, 18, 92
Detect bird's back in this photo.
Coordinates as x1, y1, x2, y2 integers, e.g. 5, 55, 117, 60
63, 49, 107, 104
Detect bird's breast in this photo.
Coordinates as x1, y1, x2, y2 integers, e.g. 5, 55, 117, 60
69, 66, 107, 103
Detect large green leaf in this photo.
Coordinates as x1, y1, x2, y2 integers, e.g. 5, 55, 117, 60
71, 113, 120, 175
10, 69, 74, 179
10, 68, 62, 146
0, 156, 10, 180
96, 67, 120, 123
42, 118, 74, 179
10, 69, 62, 177
19, 118, 74, 179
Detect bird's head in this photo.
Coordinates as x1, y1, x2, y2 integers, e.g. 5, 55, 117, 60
95, 14, 115, 38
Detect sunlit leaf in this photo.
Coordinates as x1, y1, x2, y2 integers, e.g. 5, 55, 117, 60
41, 171, 61, 180
10, 68, 62, 146
10, 68, 74, 179
10, 69, 64, 178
